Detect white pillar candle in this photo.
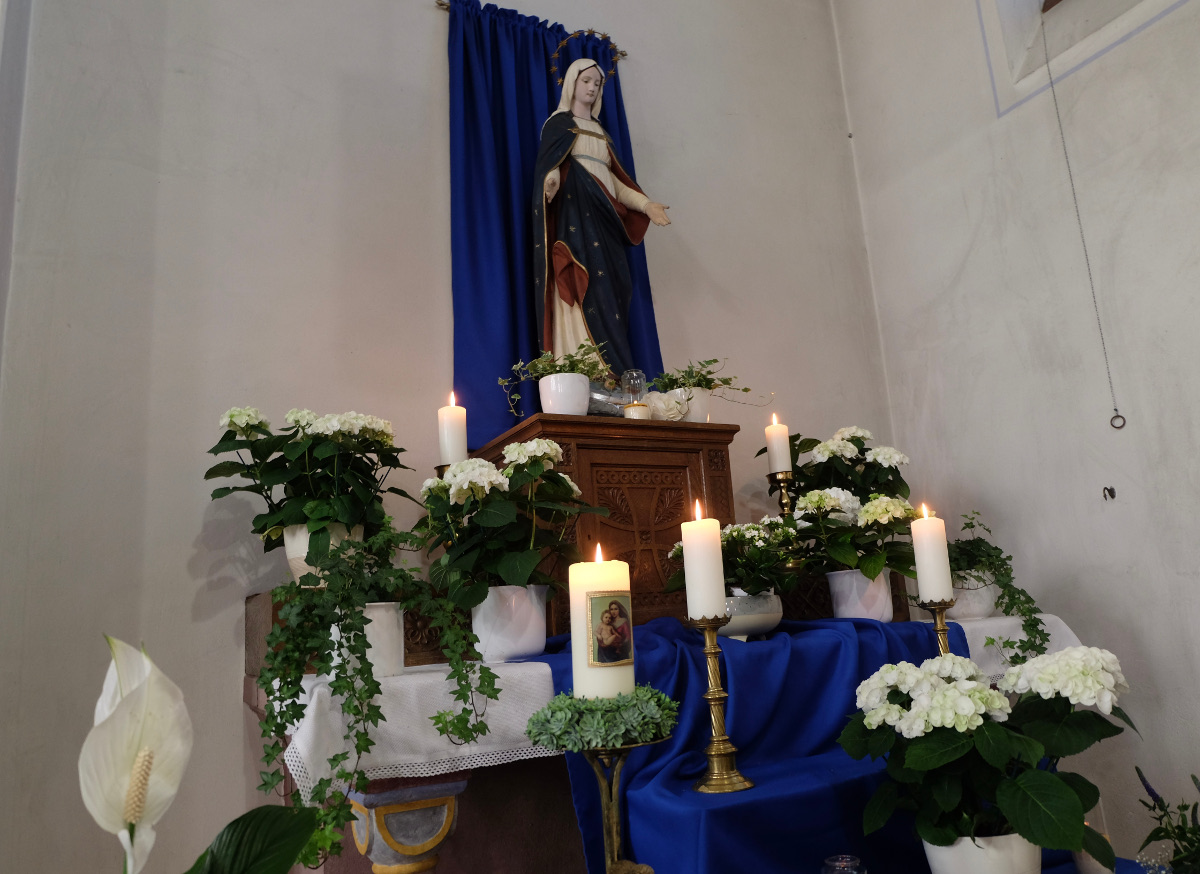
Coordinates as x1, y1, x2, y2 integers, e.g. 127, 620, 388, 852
681, 500, 727, 620
437, 392, 468, 465
912, 504, 954, 602
765, 413, 791, 474
569, 545, 635, 698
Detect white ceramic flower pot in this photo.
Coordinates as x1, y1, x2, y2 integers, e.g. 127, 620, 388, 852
538, 373, 590, 415
946, 577, 999, 620
471, 584, 549, 662
363, 602, 406, 678
825, 568, 893, 622
719, 588, 784, 640
283, 522, 364, 582
667, 387, 712, 423
923, 833, 1040, 874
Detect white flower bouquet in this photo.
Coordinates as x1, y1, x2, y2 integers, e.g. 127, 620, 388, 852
839, 646, 1134, 869
412, 439, 598, 610
665, 515, 803, 596
789, 487, 919, 579
205, 406, 412, 562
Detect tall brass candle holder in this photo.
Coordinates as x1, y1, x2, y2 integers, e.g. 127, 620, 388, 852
915, 598, 957, 656
582, 737, 669, 874
765, 470, 795, 517
689, 615, 754, 794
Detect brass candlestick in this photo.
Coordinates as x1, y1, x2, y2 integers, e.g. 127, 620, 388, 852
916, 598, 957, 655
689, 615, 754, 794
434, 463, 450, 478
765, 470, 794, 517
582, 737, 669, 874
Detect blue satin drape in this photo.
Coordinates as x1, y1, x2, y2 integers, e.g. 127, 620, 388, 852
447, 0, 665, 449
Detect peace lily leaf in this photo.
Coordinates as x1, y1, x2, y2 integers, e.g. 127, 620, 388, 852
186, 805, 318, 874
79, 637, 193, 874
996, 770, 1084, 850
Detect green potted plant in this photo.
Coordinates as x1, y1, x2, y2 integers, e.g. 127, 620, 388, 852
648, 358, 750, 423
664, 516, 801, 637
946, 512, 1050, 663
790, 488, 917, 621
204, 406, 414, 577
839, 647, 1134, 874
411, 438, 606, 662
756, 425, 911, 505
499, 341, 610, 417
1136, 766, 1200, 873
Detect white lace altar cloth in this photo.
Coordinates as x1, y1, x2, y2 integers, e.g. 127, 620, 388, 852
283, 661, 558, 801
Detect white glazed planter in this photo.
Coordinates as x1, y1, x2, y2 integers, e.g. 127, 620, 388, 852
719, 588, 784, 640
947, 575, 999, 620
471, 584, 549, 662
667, 387, 712, 423
363, 602, 406, 678
539, 373, 590, 415
825, 568, 893, 622
923, 833, 1040, 874
283, 523, 364, 582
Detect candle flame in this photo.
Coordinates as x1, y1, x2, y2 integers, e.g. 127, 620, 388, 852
922, 503, 929, 519
449, 391, 457, 407
694, 500, 703, 521
595, 543, 604, 562
772, 413, 778, 426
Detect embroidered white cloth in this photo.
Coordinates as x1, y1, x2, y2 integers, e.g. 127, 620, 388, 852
945, 613, 1082, 684
283, 661, 558, 801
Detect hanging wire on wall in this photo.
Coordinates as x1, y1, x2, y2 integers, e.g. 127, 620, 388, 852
1041, 17, 1126, 430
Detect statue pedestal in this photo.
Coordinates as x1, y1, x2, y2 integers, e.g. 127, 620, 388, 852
472, 413, 740, 638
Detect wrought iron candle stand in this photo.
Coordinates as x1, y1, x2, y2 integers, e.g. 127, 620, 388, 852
915, 598, 957, 656
582, 737, 669, 874
689, 615, 754, 794
765, 470, 794, 517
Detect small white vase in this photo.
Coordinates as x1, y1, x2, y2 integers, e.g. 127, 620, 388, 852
538, 373, 590, 415
719, 588, 783, 640
946, 577, 999, 620
923, 833, 1040, 874
825, 568, 893, 622
283, 523, 364, 582
667, 387, 712, 423
471, 584, 549, 662
363, 602, 405, 678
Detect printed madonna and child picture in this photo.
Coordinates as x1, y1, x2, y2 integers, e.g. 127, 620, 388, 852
586, 592, 634, 666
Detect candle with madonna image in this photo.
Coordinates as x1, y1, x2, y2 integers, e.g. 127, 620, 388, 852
569, 544, 635, 698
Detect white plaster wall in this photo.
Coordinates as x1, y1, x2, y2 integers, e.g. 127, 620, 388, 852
0, 0, 31, 363
0, 0, 881, 869
835, 0, 1200, 855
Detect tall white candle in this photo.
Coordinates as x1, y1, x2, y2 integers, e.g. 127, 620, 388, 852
765, 413, 791, 474
681, 500, 727, 620
437, 392, 468, 465
912, 504, 954, 602
569, 545, 635, 698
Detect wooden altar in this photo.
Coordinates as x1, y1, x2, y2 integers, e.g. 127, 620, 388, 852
476, 413, 739, 636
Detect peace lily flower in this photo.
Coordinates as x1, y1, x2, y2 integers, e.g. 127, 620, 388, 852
78, 637, 193, 874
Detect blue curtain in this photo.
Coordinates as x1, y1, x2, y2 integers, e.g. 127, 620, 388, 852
447, 0, 665, 449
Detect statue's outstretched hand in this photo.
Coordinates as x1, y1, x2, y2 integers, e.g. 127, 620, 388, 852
646, 202, 671, 227
544, 171, 560, 202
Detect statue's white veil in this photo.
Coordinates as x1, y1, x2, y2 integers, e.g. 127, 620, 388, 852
554, 58, 605, 118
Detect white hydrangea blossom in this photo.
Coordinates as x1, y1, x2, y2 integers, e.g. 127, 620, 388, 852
865, 446, 910, 468
997, 646, 1128, 714
219, 406, 269, 436
560, 473, 583, 498
855, 657, 1011, 739
858, 495, 915, 527
304, 410, 394, 445
443, 458, 509, 505
420, 477, 450, 500
832, 426, 873, 442
285, 408, 318, 430
793, 487, 862, 521
811, 439, 859, 463
502, 438, 563, 469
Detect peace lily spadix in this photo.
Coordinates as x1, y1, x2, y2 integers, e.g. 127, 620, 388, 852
78, 637, 193, 874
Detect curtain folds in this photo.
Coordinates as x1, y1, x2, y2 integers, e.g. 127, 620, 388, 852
447, 0, 664, 448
